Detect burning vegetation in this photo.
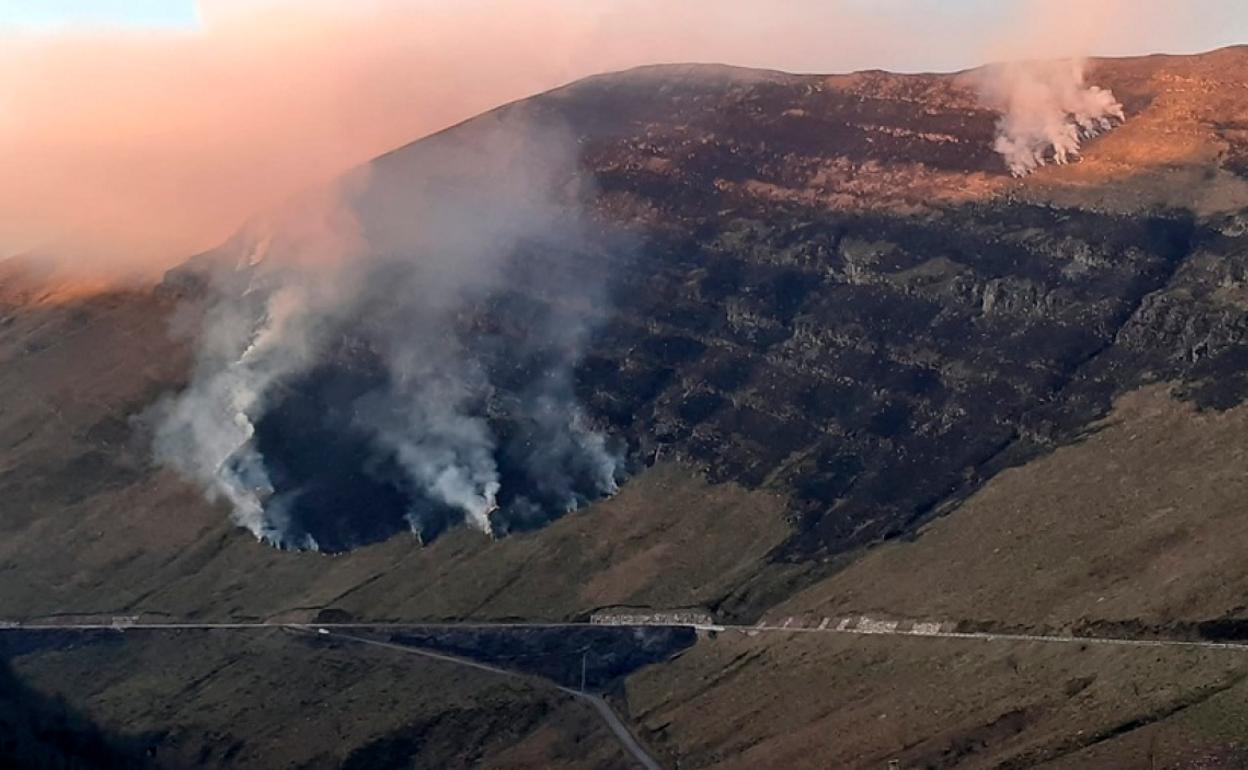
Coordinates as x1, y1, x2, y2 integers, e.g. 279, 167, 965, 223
149, 114, 626, 552
975, 58, 1126, 176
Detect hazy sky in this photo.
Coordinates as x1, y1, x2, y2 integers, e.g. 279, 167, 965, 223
0, 0, 199, 29
2, 0, 1247, 272
2, 0, 1246, 71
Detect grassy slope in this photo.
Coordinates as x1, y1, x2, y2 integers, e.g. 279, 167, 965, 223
604, 49, 1248, 767
626, 632, 1248, 769
7, 48, 1248, 769
7, 629, 631, 769
614, 386, 1248, 768
0, 268, 787, 769
777, 386, 1248, 630
0, 288, 790, 624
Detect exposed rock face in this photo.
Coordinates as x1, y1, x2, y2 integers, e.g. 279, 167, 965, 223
7, 46, 1248, 770
521, 54, 1248, 573
155, 51, 1248, 580
581, 202, 1199, 559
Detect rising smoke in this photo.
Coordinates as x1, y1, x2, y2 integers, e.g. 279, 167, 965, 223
976, 58, 1125, 176
7, 0, 1217, 274
150, 112, 625, 551
0, 0, 927, 274
8, 0, 1214, 548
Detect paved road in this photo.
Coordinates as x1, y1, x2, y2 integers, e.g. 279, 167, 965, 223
9, 619, 1248, 655
2, 620, 664, 769
297, 629, 663, 770
736, 621, 1248, 652
8, 614, 1248, 770
6, 621, 593, 631
578, 692, 663, 770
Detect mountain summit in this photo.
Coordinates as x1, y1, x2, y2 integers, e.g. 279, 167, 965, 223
4, 47, 1248, 768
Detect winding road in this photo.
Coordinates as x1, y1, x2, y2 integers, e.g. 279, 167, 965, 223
3, 619, 666, 770
298, 629, 663, 770
9, 617, 1248, 653
7, 615, 1248, 769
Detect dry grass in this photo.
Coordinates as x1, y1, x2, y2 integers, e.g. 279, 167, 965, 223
777, 386, 1248, 631
626, 630, 1248, 769
116, 459, 790, 623
0, 287, 790, 624
1038, 675, 1248, 770
9, 629, 631, 769
1013, 48, 1248, 216
613, 383, 1248, 768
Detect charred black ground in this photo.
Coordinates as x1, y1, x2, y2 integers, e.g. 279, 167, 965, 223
241, 241, 631, 553
245, 196, 1214, 564
201, 63, 1248, 568
9, 51, 1248, 770
580, 202, 1205, 563
331, 626, 695, 693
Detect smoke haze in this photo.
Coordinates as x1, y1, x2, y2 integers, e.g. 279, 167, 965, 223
976, 59, 1125, 176
149, 111, 627, 550
971, 0, 1132, 176
1, 0, 1235, 274
6, 0, 1242, 547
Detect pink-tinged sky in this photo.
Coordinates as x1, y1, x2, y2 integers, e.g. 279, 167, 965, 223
5, 1, 1247, 69
1, 0, 1245, 275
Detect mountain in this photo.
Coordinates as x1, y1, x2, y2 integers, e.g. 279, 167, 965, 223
4, 46, 1248, 768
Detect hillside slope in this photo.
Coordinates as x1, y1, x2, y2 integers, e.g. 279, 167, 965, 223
4, 47, 1248, 768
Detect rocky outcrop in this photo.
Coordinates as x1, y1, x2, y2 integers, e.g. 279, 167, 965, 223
191, 55, 1248, 575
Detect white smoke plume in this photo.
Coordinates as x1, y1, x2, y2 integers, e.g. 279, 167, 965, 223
150, 112, 624, 550
9, 0, 1223, 276
151, 186, 366, 548
152, 285, 312, 546
977, 58, 1125, 177
356, 339, 505, 538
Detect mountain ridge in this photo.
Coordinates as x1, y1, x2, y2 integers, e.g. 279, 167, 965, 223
5, 45, 1248, 768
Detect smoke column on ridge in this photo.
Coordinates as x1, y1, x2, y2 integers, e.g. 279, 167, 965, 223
9, 0, 1222, 275
975, 58, 1125, 177
150, 112, 624, 550
150, 182, 368, 548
